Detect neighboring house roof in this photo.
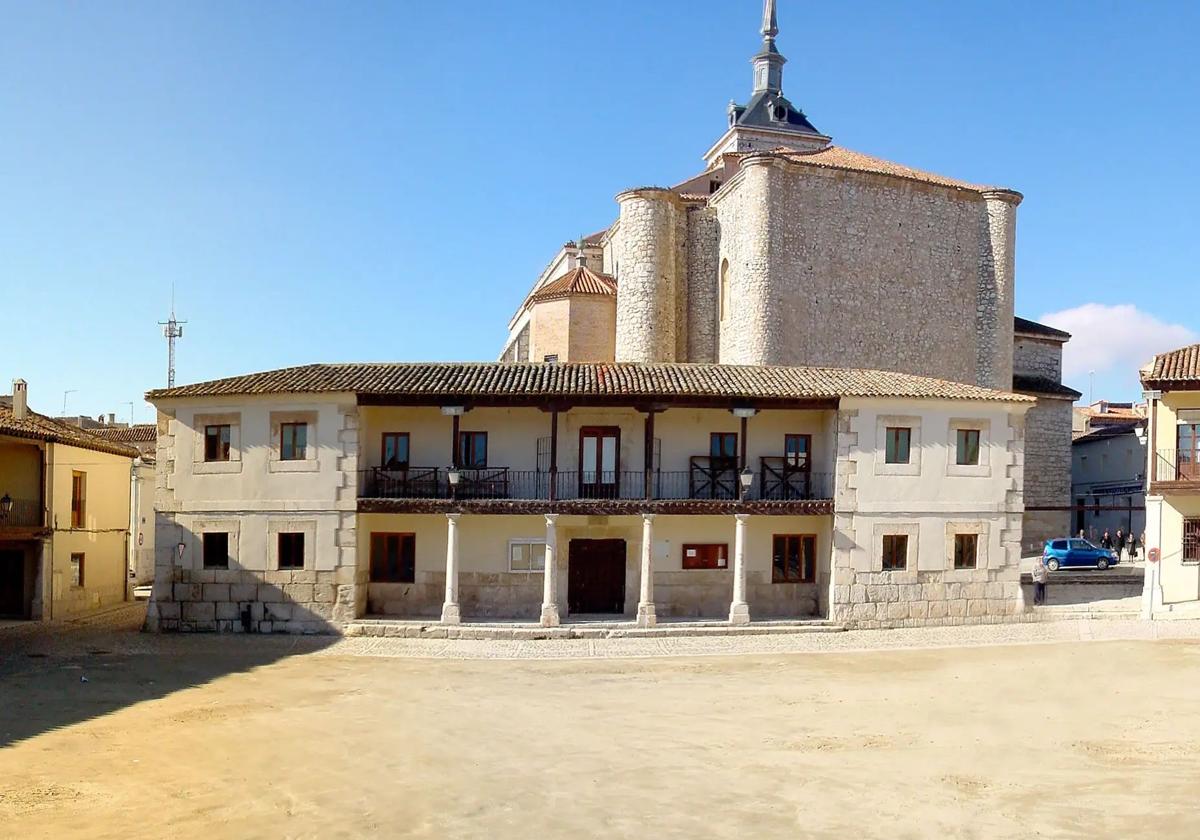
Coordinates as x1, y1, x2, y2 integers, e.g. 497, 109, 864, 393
84, 424, 157, 444
1012, 374, 1084, 400
147, 362, 1034, 405
1143, 342, 1200, 388
1014, 316, 1071, 341
0, 399, 140, 458
1072, 421, 1144, 446
528, 265, 617, 304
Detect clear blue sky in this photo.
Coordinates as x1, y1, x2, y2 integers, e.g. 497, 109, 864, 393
2, 0, 1197, 421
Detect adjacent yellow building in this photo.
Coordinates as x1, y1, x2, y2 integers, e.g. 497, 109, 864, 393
1142, 345, 1200, 610
1, 380, 138, 620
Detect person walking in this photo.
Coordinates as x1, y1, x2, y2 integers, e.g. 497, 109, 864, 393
1031, 554, 1048, 606
1101, 530, 1113, 551
1128, 531, 1139, 561
1115, 529, 1126, 563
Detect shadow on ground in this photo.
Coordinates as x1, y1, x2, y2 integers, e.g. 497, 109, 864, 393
0, 604, 337, 748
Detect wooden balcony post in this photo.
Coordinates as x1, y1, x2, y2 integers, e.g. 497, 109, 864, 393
451, 413, 460, 469
549, 409, 559, 502
644, 410, 655, 500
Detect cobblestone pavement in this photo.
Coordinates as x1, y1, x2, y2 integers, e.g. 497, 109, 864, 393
5, 602, 1200, 663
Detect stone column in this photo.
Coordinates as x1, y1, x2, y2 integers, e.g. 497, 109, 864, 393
729, 513, 751, 625
440, 514, 462, 625
541, 514, 561, 627
976, 189, 1020, 390
637, 514, 657, 627
615, 188, 681, 363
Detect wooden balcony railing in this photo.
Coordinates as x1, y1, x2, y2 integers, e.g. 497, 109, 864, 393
0, 498, 44, 529
1155, 450, 1200, 483
360, 465, 834, 503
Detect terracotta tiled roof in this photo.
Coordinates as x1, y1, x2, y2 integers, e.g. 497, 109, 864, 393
1014, 316, 1071, 341
766, 146, 1017, 198
529, 266, 617, 304
1143, 343, 1200, 387
0, 401, 140, 458
85, 424, 157, 444
147, 363, 1035, 405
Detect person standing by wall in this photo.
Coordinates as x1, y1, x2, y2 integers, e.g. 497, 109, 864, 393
1115, 529, 1126, 563
1101, 530, 1113, 552
1031, 554, 1049, 606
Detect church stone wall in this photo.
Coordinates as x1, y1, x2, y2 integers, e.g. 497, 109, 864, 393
1021, 395, 1073, 552
1014, 336, 1063, 381
976, 193, 1019, 390
614, 189, 683, 362
712, 154, 1014, 387
685, 206, 720, 363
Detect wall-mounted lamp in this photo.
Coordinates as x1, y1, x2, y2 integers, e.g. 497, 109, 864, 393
0, 493, 13, 516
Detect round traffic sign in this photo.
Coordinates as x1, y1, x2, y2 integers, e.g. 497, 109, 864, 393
1149, 547, 1161, 564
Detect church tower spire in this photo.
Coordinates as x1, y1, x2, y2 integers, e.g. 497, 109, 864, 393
752, 0, 786, 95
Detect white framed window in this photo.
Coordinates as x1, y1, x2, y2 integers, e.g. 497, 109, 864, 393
508, 539, 546, 573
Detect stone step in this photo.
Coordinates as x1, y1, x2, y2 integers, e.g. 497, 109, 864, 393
343, 619, 845, 641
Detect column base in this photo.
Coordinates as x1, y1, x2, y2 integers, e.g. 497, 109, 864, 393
728, 602, 750, 626
441, 603, 461, 625
540, 605, 561, 627
635, 603, 656, 628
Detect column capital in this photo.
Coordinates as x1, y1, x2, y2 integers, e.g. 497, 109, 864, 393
544, 513, 560, 525
446, 513, 462, 523
734, 513, 751, 523
641, 513, 657, 522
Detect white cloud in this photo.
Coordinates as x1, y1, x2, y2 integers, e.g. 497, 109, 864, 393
1038, 303, 1198, 381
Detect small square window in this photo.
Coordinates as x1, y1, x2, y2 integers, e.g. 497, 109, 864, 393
280, 423, 307, 461
70, 553, 84, 588
885, 427, 911, 464
204, 425, 232, 462
882, 534, 908, 571
954, 533, 978, 570
509, 541, 547, 573
203, 532, 230, 569
278, 532, 305, 570
956, 429, 981, 466
543, 354, 559, 364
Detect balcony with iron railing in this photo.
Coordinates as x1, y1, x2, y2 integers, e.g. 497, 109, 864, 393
1152, 450, 1200, 488
359, 461, 833, 508
0, 497, 45, 530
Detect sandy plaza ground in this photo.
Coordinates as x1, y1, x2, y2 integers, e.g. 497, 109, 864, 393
2, 606, 1200, 839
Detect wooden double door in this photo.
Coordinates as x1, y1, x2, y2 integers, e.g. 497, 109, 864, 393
568, 539, 626, 615
0, 549, 26, 619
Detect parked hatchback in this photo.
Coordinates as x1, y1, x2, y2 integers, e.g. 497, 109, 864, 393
1042, 538, 1119, 571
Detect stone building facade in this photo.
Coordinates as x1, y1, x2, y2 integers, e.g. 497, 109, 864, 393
499, 1, 1075, 551
145, 362, 1033, 634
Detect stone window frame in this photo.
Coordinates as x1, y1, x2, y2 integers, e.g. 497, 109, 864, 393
874, 415, 922, 477
268, 411, 320, 474
507, 538, 547, 574
946, 419, 992, 478
943, 521, 991, 578
192, 412, 243, 475
870, 523, 920, 574
191, 518, 241, 571
268, 519, 317, 571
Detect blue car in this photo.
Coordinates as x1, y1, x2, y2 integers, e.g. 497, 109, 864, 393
1042, 538, 1119, 571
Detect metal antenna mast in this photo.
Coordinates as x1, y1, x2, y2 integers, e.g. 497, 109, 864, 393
159, 286, 186, 388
